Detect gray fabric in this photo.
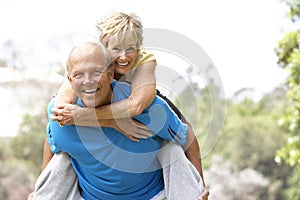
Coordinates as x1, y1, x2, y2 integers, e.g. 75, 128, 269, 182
158, 142, 204, 200
33, 152, 82, 200
33, 143, 203, 200
150, 189, 166, 200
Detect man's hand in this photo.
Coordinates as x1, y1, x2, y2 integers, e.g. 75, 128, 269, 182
51, 103, 79, 125
198, 186, 209, 200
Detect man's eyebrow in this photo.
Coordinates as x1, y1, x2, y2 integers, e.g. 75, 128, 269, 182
71, 70, 79, 74
92, 66, 106, 71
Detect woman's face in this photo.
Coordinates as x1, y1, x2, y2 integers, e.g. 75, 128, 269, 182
106, 37, 139, 75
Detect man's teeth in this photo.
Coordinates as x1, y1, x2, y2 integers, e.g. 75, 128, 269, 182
117, 62, 129, 66
84, 89, 97, 93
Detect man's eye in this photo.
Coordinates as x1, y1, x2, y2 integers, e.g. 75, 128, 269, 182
74, 73, 83, 79
92, 71, 102, 76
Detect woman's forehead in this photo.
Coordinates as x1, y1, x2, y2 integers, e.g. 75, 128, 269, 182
108, 34, 138, 47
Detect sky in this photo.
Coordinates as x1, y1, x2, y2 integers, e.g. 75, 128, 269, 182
0, 0, 293, 136
0, 0, 291, 96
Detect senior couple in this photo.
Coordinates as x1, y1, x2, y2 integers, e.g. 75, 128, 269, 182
29, 12, 209, 200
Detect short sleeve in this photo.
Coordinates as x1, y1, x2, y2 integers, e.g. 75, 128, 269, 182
46, 98, 61, 153
124, 49, 157, 82
135, 49, 156, 67
134, 96, 188, 146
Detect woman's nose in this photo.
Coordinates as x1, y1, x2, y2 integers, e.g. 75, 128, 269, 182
118, 50, 127, 59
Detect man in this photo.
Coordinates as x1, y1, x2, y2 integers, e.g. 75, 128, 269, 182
32, 42, 204, 200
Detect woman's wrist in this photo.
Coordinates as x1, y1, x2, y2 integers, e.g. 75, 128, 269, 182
73, 107, 103, 126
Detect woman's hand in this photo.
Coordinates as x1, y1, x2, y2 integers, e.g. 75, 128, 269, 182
198, 186, 209, 200
51, 103, 79, 125
51, 104, 153, 142
112, 118, 153, 142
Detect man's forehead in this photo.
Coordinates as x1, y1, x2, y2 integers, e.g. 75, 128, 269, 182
69, 55, 108, 72
70, 46, 105, 63
73, 58, 107, 68
72, 44, 102, 57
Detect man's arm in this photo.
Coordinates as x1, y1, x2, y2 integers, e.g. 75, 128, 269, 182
183, 122, 205, 184
42, 139, 54, 170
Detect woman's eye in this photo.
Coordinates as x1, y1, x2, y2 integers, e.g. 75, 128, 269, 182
112, 47, 120, 52
126, 47, 135, 53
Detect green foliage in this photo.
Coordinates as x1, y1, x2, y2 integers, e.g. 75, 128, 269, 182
176, 74, 295, 198
224, 95, 288, 165
275, 30, 300, 68
210, 90, 294, 199
0, 108, 48, 200
275, 0, 300, 169
173, 78, 226, 161
0, 158, 36, 199
284, 165, 300, 199
9, 110, 47, 176
281, 0, 300, 22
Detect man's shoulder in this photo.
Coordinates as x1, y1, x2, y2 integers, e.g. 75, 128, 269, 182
152, 95, 168, 107
112, 80, 130, 89
112, 80, 131, 101
47, 97, 56, 115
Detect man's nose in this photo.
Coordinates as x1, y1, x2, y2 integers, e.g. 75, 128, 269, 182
83, 74, 96, 83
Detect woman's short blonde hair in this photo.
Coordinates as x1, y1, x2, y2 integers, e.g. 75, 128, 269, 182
96, 12, 143, 49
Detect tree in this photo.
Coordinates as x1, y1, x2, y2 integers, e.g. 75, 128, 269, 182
0, 109, 47, 200
274, 0, 300, 199
173, 65, 226, 162
275, 0, 300, 168
9, 111, 47, 175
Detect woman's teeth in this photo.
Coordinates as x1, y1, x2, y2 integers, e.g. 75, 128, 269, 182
117, 61, 129, 66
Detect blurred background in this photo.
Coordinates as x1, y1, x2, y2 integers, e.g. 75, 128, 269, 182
1, 0, 300, 199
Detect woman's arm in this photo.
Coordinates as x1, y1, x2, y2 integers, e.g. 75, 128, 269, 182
77, 60, 156, 120
55, 78, 76, 105
53, 60, 157, 123
128, 60, 157, 116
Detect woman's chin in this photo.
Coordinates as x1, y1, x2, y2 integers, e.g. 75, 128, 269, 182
115, 66, 131, 75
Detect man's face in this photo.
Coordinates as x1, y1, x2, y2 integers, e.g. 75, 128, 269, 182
68, 52, 114, 108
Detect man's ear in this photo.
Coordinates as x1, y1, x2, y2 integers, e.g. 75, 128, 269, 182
67, 75, 73, 88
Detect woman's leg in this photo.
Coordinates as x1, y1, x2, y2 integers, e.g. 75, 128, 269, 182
158, 142, 204, 200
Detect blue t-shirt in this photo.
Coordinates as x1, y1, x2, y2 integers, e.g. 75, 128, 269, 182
47, 80, 188, 200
